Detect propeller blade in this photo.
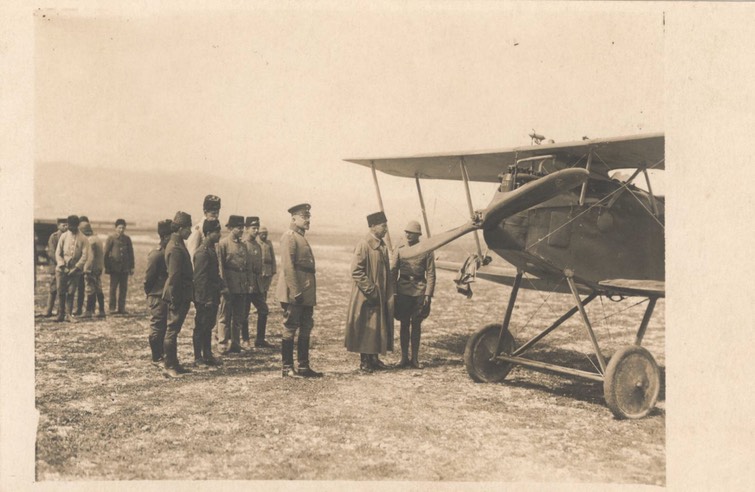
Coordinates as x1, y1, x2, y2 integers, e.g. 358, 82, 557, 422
399, 168, 589, 259
481, 168, 588, 228
399, 221, 480, 258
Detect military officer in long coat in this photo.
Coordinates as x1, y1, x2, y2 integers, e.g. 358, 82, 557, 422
344, 211, 396, 372
144, 219, 172, 365
192, 218, 225, 368
217, 215, 249, 354
394, 221, 436, 369
162, 212, 194, 377
244, 216, 272, 348
276, 203, 322, 378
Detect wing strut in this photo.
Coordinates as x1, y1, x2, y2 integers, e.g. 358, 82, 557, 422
578, 149, 593, 206
370, 160, 393, 250
414, 174, 432, 238
459, 157, 483, 258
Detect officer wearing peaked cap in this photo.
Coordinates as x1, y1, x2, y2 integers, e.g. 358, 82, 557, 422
277, 203, 322, 377
394, 220, 435, 369
144, 219, 173, 366
162, 212, 194, 377
217, 214, 249, 353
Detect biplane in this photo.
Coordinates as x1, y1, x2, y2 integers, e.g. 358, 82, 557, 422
345, 132, 665, 419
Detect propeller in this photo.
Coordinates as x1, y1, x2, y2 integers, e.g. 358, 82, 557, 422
400, 168, 589, 258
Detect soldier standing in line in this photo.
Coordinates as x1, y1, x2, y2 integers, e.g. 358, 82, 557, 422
54, 215, 89, 323
162, 212, 194, 377
104, 218, 135, 315
394, 221, 435, 369
73, 215, 91, 316
244, 216, 272, 349
144, 219, 172, 366
217, 215, 249, 354
186, 194, 221, 261
192, 218, 225, 369
43, 218, 68, 317
80, 221, 106, 319
344, 211, 396, 372
258, 226, 276, 295
276, 204, 322, 378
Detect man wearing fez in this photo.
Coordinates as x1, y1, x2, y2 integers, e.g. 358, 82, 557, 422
344, 211, 396, 372
81, 221, 106, 319
217, 215, 249, 354
144, 219, 173, 365
54, 215, 89, 322
162, 212, 194, 377
43, 218, 68, 317
244, 216, 272, 349
192, 218, 225, 368
258, 226, 277, 296
104, 218, 135, 314
277, 203, 322, 378
187, 194, 221, 261
394, 221, 436, 369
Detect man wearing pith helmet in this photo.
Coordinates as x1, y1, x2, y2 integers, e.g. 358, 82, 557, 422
276, 203, 322, 378
394, 220, 436, 369
162, 211, 194, 377
344, 211, 396, 372
217, 215, 249, 354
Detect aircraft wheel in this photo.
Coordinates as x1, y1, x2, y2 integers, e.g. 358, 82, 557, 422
603, 345, 660, 419
464, 323, 516, 383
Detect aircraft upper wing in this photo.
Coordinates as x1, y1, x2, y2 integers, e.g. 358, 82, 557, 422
345, 133, 664, 183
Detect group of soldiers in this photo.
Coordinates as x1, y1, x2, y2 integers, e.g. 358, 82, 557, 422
43, 215, 135, 322
42, 193, 437, 379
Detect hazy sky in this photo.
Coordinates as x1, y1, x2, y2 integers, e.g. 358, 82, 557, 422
35, 4, 663, 232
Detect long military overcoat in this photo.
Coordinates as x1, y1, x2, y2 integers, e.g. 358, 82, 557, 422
344, 233, 396, 355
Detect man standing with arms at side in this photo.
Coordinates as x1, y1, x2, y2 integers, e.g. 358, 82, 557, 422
244, 216, 272, 349
43, 218, 67, 318
344, 212, 395, 372
394, 221, 435, 369
162, 212, 194, 377
80, 221, 106, 319
186, 194, 221, 261
54, 215, 89, 323
192, 218, 225, 368
277, 204, 322, 378
144, 219, 172, 366
104, 218, 135, 315
217, 215, 249, 354
258, 224, 276, 346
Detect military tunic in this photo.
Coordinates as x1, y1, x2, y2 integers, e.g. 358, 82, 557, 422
276, 225, 316, 306
259, 237, 277, 294
217, 235, 249, 347
144, 244, 169, 362
162, 232, 193, 369
193, 238, 223, 360
244, 236, 269, 343
394, 239, 436, 321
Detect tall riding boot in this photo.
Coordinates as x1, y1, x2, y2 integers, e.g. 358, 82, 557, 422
255, 313, 271, 347
96, 292, 106, 317
398, 320, 411, 367
81, 294, 95, 318
203, 331, 219, 365
44, 290, 56, 317
55, 292, 67, 322
281, 339, 301, 378
410, 321, 423, 369
192, 328, 203, 362
164, 340, 177, 369
297, 335, 322, 377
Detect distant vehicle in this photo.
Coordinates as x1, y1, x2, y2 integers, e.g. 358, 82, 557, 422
346, 133, 664, 419
34, 219, 58, 265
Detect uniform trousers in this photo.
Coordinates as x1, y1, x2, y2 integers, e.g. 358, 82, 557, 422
44, 265, 58, 315
75, 275, 85, 314
244, 293, 270, 342
55, 269, 82, 317
281, 302, 314, 367
219, 294, 246, 348
109, 271, 129, 312
194, 301, 219, 360
147, 295, 168, 362
164, 300, 190, 369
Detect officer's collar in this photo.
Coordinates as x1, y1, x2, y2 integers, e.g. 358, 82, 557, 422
290, 223, 306, 235
366, 233, 385, 249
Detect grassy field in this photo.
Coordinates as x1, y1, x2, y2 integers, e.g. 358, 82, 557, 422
34, 235, 665, 484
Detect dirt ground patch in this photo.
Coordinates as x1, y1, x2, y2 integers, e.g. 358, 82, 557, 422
34, 237, 665, 484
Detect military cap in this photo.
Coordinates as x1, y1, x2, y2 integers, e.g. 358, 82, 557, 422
115, 218, 127, 227
226, 215, 244, 228
367, 211, 388, 227
287, 203, 311, 216
173, 211, 192, 228
80, 222, 93, 236
67, 215, 80, 227
56, 218, 67, 224
203, 218, 221, 234
157, 219, 173, 237
79, 215, 90, 223
245, 216, 260, 227
203, 194, 221, 212
404, 220, 422, 235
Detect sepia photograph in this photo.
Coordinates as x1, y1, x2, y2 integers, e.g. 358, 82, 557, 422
3, 1, 755, 490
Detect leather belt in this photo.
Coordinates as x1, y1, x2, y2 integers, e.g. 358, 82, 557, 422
295, 265, 316, 274
400, 274, 424, 282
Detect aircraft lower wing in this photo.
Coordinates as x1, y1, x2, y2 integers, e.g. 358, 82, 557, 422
598, 279, 666, 298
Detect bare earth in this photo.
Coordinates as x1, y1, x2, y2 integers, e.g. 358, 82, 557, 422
34, 237, 665, 484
